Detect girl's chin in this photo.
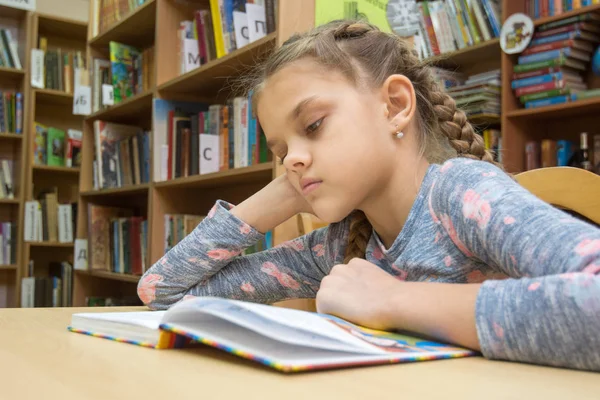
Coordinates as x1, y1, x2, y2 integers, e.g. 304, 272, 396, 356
311, 201, 355, 224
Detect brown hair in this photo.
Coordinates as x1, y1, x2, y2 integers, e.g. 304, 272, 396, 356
247, 20, 501, 263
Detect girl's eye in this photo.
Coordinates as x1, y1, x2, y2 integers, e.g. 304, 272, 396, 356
306, 117, 323, 134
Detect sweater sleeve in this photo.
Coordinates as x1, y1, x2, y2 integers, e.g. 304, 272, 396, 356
430, 159, 600, 371
138, 200, 346, 310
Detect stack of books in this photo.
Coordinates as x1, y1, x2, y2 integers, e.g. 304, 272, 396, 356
444, 69, 502, 121
511, 13, 600, 109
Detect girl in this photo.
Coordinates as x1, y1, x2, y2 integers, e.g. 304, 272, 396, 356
138, 21, 600, 372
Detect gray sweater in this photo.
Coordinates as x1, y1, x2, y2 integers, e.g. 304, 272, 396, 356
138, 158, 600, 371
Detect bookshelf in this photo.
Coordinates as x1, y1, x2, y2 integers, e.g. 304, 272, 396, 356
0, 4, 29, 308
501, 1, 600, 173
19, 13, 87, 307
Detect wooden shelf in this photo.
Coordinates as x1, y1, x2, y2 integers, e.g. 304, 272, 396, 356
89, 0, 156, 49
0, 198, 19, 205
154, 163, 273, 190
37, 13, 87, 40
33, 165, 80, 174
157, 33, 277, 97
428, 38, 500, 68
0, 67, 25, 80
506, 97, 600, 120
86, 91, 153, 122
76, 269, 141, 283
0, 133, 23, 140
0, 264, 17, 271
534, 4, 600, 27
35, 89, 75, 107
81, 183, 150, 197
28, 242, 74, 248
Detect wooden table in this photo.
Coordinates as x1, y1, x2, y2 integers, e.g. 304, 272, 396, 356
0, 307, 598, 400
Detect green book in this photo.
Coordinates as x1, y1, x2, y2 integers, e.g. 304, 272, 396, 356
46, 127, 65, 166
513, 56, 583, 73
571, 88, 600, 101
520, 88, 571, 104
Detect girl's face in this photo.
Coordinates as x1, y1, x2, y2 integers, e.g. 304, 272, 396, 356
257, 58, 410, 223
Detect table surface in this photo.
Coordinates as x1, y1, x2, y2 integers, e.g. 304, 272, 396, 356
0, 307, 598, 400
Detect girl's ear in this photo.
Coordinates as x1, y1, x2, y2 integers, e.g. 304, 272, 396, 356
381, 74, 417, 135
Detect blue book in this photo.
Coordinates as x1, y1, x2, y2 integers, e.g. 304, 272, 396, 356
481, 0, 500, 37
525, 95, 570, 108
247, 90, 256, 165
529, 30, 588, 46
511, 72, 567, 89
518, 47, 585, 64
566, 0, 573, 11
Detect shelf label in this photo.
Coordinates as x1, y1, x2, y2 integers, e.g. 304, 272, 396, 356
74, 239, 88, 271
0, 0, 36, 11
102, 84, 114, 106
73, 85, 91, 115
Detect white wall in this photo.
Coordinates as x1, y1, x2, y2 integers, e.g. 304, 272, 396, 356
36, 0, 89, 22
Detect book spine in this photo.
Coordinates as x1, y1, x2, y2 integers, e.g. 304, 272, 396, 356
480, 0, 500, 37
521, 39, 576, 55
529, 31, 576, 46
513, 56, 567, 72
515, 79, 566, 96
511, 72, 565, 89
525, 94, 570, 108
571, 88, 600, 100
518, 48, 565, 64
512, 66, 562, 80
520, 88, 570, 103
419, 3, 441, 55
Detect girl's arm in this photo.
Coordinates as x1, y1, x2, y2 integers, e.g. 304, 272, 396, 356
138, 175, 345, 310
427, 159, 600, 371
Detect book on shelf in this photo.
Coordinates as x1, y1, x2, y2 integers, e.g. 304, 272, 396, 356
0, 28, 22, 69
91, 0, 150, 38
108, 42, 154, 104
525, 1, 600, 20
93, 121, 150, 190
85, 295, 143, 307
0, 222, 16, 265
0, 91, 23, 134
404, 0, 502, 60
33, 123, 82, 168
21, 261, 73, 308
88, 204, 147, 275
511, 12, 600, 109
164, 214, 205, 254
177, 0, 277, 74
68, 296, 475, 372
23, 191, 76, 243
0, 159, 14, 200
434, 67, 501, 121
152, 97, 269, 182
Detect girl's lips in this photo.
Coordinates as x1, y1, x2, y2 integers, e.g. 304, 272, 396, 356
301, 180, 322, 195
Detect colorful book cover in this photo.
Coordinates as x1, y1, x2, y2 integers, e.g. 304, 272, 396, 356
33, 122, 47, 165
46, 127, 65, 166
109, 41, 141, 104
525, 94, 570, 108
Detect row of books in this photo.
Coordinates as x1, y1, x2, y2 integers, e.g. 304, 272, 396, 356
412, 0, 502, 60
510, 13, 600, 109
0, 222, 16, 265
0, 160, 14, 200
93, 121, 150, 190
178, 0, 276, 74
88, 205, 147, 275
153, 97, 269, 183
85, 296, 142, 307
91, 0, 149, 38
0, 91, 23, 134
164, 212, 272, 256
525, 0, 600, 19
434, 68, 501, 121
34, 124, 82, 168
525, 133, 600, 172
481, 128, 502, 163
0, 28, 22, 69
36, 37, 85, 93
23, 195, 76, 243
21, 261, 73, 308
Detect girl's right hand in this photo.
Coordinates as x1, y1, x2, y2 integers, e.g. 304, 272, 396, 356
231, 173, 315, 234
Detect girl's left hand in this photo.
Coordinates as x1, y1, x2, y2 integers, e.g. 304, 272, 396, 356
316, 258, 403, 331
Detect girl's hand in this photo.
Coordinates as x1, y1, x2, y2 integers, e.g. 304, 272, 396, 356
316, 258, 403, 331
231, 172, 314, 234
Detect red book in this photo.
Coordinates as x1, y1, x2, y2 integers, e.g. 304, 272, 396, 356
515, 80, 567, 96
522, 39, 593, 55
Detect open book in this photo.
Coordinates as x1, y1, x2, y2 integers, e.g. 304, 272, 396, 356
68, 297, 475, 372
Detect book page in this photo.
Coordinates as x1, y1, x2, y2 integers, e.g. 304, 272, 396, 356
166, 298, 383, 353
72, 311, 166, 330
